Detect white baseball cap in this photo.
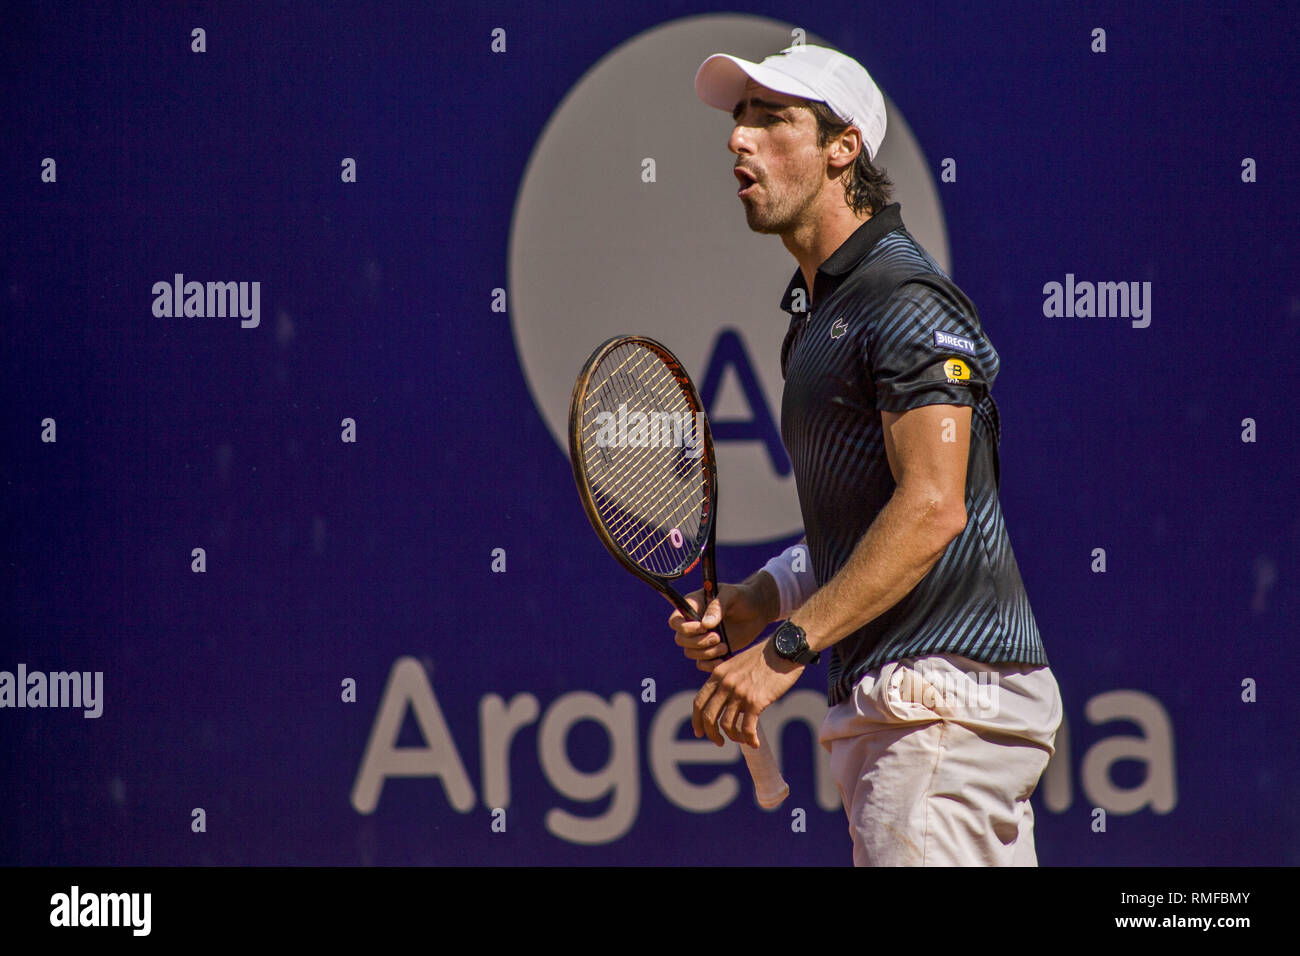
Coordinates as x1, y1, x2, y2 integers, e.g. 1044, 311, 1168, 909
694, 44, 887, 161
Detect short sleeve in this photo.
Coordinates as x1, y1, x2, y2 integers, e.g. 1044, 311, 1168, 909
866, 276, 992, 412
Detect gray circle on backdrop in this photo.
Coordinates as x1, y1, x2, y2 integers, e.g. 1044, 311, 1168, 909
509, 13, 949, 545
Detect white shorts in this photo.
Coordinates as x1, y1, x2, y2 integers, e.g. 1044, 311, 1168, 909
819, 653, 1063, 866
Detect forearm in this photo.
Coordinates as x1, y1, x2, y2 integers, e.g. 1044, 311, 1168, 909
742, 535, 809, 624
788, 490, 964, 654
741, 568, 782, 624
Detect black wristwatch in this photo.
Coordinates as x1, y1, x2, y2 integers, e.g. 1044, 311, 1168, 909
771, 620, 820, 666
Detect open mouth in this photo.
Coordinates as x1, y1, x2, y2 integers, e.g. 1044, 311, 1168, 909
734, 166, 759, 197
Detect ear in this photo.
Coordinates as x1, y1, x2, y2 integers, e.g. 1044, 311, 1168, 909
827, 126, 862, 172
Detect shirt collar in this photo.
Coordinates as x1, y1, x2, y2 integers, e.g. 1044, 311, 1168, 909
779, 202, 904, 314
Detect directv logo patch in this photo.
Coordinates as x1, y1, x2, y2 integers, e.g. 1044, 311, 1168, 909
933, 330, 976, 356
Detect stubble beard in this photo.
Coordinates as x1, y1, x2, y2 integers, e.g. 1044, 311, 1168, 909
742, 167, 822, 236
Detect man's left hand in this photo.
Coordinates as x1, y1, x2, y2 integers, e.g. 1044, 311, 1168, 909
692, 637, 804, 748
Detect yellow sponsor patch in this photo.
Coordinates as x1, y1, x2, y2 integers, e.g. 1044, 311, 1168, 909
943, 357, 971, 383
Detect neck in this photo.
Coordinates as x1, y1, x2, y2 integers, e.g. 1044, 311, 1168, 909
782, 200, 874, 298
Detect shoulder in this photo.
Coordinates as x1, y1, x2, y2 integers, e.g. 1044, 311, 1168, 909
841, 229, 972, 312
883, 272, 978, 320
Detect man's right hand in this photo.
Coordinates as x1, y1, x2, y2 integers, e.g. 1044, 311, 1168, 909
667, 573, 780, 672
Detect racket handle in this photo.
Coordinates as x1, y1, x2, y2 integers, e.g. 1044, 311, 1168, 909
673, 590, 788, 808
741, 718, 789, 809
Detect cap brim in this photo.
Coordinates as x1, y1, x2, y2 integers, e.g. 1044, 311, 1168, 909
694, 53, 823, 113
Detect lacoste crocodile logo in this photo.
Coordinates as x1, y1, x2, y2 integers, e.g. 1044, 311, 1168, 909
830, 317, 849, 339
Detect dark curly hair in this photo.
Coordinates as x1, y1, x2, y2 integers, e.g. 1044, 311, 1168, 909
805, 100, 894, 217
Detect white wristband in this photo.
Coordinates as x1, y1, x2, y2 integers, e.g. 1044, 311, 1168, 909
760, 543, 817, 620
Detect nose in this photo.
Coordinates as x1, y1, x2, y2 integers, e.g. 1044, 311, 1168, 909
728, 121, 752, 157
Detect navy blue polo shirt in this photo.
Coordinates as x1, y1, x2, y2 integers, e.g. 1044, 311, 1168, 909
778, 203, 1047, 706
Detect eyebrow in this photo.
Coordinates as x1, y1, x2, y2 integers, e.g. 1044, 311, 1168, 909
731, 97, 796, 121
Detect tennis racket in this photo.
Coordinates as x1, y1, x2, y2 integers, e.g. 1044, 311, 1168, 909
568, 334, 789, 809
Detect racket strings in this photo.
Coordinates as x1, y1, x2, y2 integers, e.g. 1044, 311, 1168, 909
588, 383, 703, 564
586, 364, 700, 541
592, 356, 702, 529
583, 353, 687, 496
578, 343, 709, 576
582, 348, 696, 486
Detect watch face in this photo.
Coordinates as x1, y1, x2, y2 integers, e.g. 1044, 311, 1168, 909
775, 623, 802, 657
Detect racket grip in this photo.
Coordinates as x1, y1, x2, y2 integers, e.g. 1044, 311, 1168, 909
740, 717, 789, 809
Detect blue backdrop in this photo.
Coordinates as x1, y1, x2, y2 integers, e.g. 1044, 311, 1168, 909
2, 0, 1296, 866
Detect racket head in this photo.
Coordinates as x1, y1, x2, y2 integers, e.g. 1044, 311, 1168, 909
568, 335, 720, 606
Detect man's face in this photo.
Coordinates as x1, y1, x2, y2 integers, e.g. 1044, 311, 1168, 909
728, 80, 826, 235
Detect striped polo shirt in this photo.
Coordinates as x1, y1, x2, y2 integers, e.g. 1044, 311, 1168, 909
778, 203, 1047, 706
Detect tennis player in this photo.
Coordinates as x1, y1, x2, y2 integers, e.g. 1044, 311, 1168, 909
668, 44, 1063, 866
